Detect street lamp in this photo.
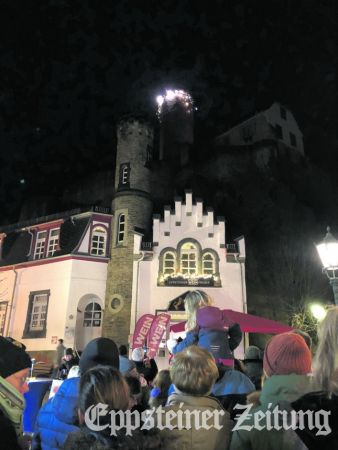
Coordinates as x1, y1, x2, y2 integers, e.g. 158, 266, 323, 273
309, 303, 327, 321
316, 227, 338, 305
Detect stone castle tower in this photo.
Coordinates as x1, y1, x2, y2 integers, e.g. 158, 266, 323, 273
102, 118, 154, 345
103, 90, 194, 345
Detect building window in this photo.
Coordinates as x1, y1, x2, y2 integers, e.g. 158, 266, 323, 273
117, 214, 125, 244
202, 253, 215, 275
280, 106, 287, 120
290, 132, 297, 147
119, 163, 130, 187
47, 228, 60, 257
34, 231, 48, 259
34, 228, 60, 259
275, 124, 283, 140
83, 302, 102, 327
30, 294, 48, 331
90, 226, 107, 256
23, 290, 50, 339
0, 302, 8, 336
181, 242, 198, 275
163, 252, 176, 275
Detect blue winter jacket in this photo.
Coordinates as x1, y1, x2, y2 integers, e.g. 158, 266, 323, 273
173, 306, 242, 362
31, 377, 80, 450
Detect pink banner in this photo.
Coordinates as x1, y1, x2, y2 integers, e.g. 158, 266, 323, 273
170, 309, 293, 335
132, 314, 155, 350
147, 313, 171, 359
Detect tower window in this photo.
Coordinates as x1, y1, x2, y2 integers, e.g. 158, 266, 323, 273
117, 214, 125, 244
90, 226, 107, 256
119, 163, 130, 187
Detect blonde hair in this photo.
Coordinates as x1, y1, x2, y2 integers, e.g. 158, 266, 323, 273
185, 290, 213, 331
170, 346, 218, 396
313, 306, 338, 394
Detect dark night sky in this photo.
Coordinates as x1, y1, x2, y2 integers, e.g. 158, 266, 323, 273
0, 0, 336, 224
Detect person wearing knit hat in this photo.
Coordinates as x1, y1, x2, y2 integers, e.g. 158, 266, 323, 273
32, 337, 119, 450
263, 332, 312, 377
230, 332, 313, 450
0, 336, 32, 450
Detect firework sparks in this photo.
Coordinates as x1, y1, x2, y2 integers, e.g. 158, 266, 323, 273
156, 89, 193, 118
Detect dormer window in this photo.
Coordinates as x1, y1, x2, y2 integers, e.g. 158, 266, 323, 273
90, 226, 107, 256
47, 229, 60, 257
34, 231, 48, 259
34, 228, 60, 260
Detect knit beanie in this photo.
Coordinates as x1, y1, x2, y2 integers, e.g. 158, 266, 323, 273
263, 332, 312, 377
132, 347, 144, 362
79, 337, 119, 374
0, 337, 32, 379
245, 345, 262, 360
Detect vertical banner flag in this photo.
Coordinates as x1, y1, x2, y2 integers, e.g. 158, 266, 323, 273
147, 313, 171, 359
132, 314, 155, 350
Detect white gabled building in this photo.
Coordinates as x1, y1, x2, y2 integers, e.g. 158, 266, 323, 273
130, 191, 246, 358
0, 208, 112, 359
215, 101, 304, 162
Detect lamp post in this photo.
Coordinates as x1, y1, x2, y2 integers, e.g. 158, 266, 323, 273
316, 227, 338, 305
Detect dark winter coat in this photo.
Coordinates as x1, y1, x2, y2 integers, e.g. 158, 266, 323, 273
0, 408, 23, 450
31, 377, 79, 450
173, 306, 242, 364
292, 391, 338, 450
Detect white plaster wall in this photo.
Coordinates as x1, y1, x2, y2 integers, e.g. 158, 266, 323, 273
78, 225, 91, 253
215, 102, 304, 155
9, 260, 73, 351
7, 258, 107, 351
64, 259, 107, 349
263, 102, 304, 154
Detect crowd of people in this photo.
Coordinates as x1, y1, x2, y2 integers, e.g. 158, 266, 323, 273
0, 290, 337, 450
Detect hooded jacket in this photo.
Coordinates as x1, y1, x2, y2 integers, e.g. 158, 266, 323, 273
158, 392, 231, 450
173, 306, 242, 365
31, 376, 79, 450
230, 374, 312, 450
32, 337, 119, 450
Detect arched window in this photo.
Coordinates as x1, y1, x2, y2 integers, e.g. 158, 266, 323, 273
181, 242, 198, 275
83, 302, 102, 327
202, 253, 215, 275
90, 226, 107, 256
117, 214, 125, 244
163, 251, 176, 276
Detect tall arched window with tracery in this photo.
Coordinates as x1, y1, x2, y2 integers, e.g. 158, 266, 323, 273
180, 242, 198, 275
163, 251, 176, 276
90, 226, 107, 256
202, 252, 215, 275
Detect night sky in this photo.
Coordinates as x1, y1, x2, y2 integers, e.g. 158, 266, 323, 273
0, 0, 336, 224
